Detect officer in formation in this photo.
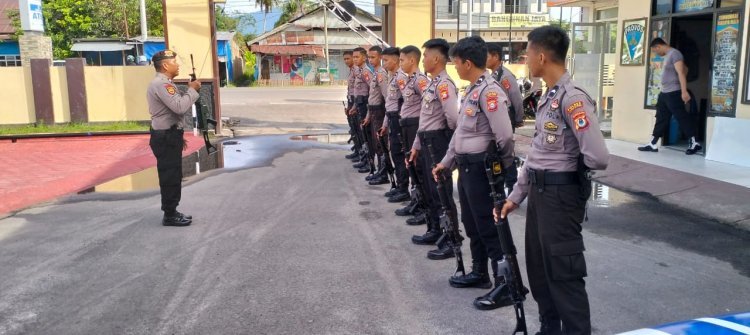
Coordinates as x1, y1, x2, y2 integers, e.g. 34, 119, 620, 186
341, 27, 608, 335
349, 47, 374, 174
432, 36, 515, 309
363, 46, 390, 185
486, 43, 524, 196
147, 50, 201, 227
407, 39, 459, 259
343, 51, 360, 161
499, 26, 609, 335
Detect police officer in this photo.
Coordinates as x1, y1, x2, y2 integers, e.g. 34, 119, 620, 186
432, 36, 515, 309
380, 48, 411, 203
499, 26, 609, 335
343, 51, 361, 161
364, 46, 390, 185
349, 47, 373, 174
395, 46, 431, 222
147, 50, 200, 227
407, 39, 460, 254
487, 43, 523, 196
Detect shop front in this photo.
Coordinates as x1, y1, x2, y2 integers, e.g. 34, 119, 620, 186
612, 0, 749, 167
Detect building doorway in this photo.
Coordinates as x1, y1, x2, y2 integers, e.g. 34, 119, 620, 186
666, 14, 712, 149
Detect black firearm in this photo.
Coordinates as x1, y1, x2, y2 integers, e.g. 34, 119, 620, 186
359, 110, 376, 174
351, 108, 370, 165
189, 54, 217, 154
426, 142, 466, 278
377, 131, 397, 189
343, 101, 356, 145
398, 128, 428, 214
484, 141, 527, 335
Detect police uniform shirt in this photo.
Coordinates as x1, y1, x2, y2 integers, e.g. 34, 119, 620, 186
368, 66, 388, 106
347, 65, 356, 97
493, 65, 525, 125
440, 74, 514, 169
352, 64, 371, 97
508, 72, 609, 205
383, 70, 404, 126
398, 71, 430, 119
147, 72, 200, 130
412, 70, 459, 151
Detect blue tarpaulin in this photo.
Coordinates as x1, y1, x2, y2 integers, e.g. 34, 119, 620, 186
0, 42, 20, 55
144, 41, 166, 62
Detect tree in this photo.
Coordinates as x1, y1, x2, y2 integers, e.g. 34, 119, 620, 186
5, 9, 21, 40
42, 0, 97, 59
256, 0, 281, 33
93, 0, 163, 38
275, 0, 315, 28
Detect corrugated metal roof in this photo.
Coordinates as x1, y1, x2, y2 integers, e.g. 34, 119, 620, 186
250, 44, 324, 56
71, 42, 135, 52
216, 31, 236, 41
0, 0, 19, 35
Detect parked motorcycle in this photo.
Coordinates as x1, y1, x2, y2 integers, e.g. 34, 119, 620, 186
517, 77, 541, 120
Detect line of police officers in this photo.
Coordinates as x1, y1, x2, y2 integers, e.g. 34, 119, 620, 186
343, 27, 609, 335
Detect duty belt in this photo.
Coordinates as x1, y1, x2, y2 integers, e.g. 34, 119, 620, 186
150, 124, 182, 134
399, 117, 420, 127
386, 111, 401, 118
418, 128, 454, 141
528, 168, 579, 186
368, 104, 386, 112
455, 152, 486, 166
355, 95, 369, 104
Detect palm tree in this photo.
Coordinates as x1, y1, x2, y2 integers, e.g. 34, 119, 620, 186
257, 0, 280, 33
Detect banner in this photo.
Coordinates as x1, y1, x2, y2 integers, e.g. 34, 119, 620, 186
712, 12, 740, 114
488, 14, 549, 29
674, 0, 713, 13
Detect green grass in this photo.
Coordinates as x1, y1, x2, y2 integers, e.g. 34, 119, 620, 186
0, 122, 150, 135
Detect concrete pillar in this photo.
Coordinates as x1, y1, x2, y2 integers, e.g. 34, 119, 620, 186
18, 31, 52, 67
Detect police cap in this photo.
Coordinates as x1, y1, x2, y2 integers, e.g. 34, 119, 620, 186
152, 50, 177, 63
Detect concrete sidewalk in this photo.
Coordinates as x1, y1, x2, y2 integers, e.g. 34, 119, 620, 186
0, 133, 204, 217
514, 130, 750, 231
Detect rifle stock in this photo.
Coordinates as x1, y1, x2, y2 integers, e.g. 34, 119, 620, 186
484, 142, 527, 335
378, 133, 397, 189
425, 142, 465, 278
189, 54, 217, 154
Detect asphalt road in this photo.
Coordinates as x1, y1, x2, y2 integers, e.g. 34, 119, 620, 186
0, 133, 748, 335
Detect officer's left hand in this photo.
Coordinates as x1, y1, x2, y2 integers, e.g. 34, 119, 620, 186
682, 91, 691, 103
408, 149, 418, 165
496, 199, 519, 221
432, 163, 445, 182
362, 117, 370, 126
183, 138, 188, 151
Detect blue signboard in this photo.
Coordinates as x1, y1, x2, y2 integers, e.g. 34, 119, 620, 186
674, 0, 714, 13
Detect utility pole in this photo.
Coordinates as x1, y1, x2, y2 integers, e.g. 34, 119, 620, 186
324, 1, 330, 84
467, 0, 473, 36
140, 0, 148, 41
122, 1, 130, 39
508, 0, 513, 62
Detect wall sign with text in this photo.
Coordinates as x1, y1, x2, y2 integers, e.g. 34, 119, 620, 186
711, 11, 740, 114
621, 18, 647, 66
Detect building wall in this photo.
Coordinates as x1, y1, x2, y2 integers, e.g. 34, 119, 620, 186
0, 67, 34, 124
394, 0, 432, 48
85, 66, 153, 122
0, 65, 153, 125
612, 0, 750, 150
164, 0, 214, 81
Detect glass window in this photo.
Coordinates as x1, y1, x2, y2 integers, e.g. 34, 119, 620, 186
645, 19, 670, 107
719, 0, 743, 7
654, 0, 672, 15
596, 7, 619, 21
674, 0, 714, 13
0, 55, 22, 67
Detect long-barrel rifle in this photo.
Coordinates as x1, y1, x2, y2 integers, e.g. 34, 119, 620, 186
189, 54, 217, 154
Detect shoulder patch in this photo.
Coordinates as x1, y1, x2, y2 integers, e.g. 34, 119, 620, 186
501, 79, 511, 90
438, 83, 450, 101
464, 107, 475, 117
486, 91, 499, 112
377, 73, 383, 82
398, 79, 406, 90
164, 84, 176, 95
363, 71, 371, 82
418, 78, 428, 92
572, 111, 590, 131
566, 101, 584, 114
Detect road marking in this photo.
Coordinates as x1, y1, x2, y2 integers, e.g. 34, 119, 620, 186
616, 329, 671, 335
696, 318, 750, 334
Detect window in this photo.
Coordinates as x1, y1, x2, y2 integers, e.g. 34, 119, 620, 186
0, 55, 21, 67
537, 0, 542, 13
719, 0, 743, 7
505, 0, 525, 14
596, 7, 619, 21
653, 0, 672, 15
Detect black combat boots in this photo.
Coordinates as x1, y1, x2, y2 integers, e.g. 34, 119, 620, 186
427, 234, 455, 260
535, 316, 563, 335
449, 260, 492, 288
411, 219, 441, 245
162, 211, 192, 227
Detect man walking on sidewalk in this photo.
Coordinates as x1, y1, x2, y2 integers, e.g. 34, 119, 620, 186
147, 50, 200, 227
638, 38, 702, 155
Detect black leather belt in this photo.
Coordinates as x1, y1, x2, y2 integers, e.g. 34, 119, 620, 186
368, 104, 386, 112
455, 152, 486, 166
355, 95, 369, 104
150, 125, 182, 134
528, 168, 579, 185
386, 111, 400, 118
399, 117, 419, 127
418, 128, 453, 140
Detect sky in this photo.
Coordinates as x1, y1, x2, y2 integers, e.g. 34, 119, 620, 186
223, 0, 376, 36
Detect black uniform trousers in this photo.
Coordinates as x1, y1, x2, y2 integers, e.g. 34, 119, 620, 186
368, 104, 386, 155
400, 117, 425, 194
526, 179, 590, 335
356, 98, 374, 161
418, 130, 453, 230
652, 91, 696, 139
149, 126, 184, 215
347, 96, 361, 151
387, 112, 409, 190
456, 157, 504, 272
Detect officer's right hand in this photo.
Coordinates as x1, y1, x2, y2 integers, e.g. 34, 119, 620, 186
378, 127, 387, 137
408, 149, 418, 165
496, 200, 519, 221
188, 80, 202, 92
362, 117, 370, 126
432, 163, 445, 182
